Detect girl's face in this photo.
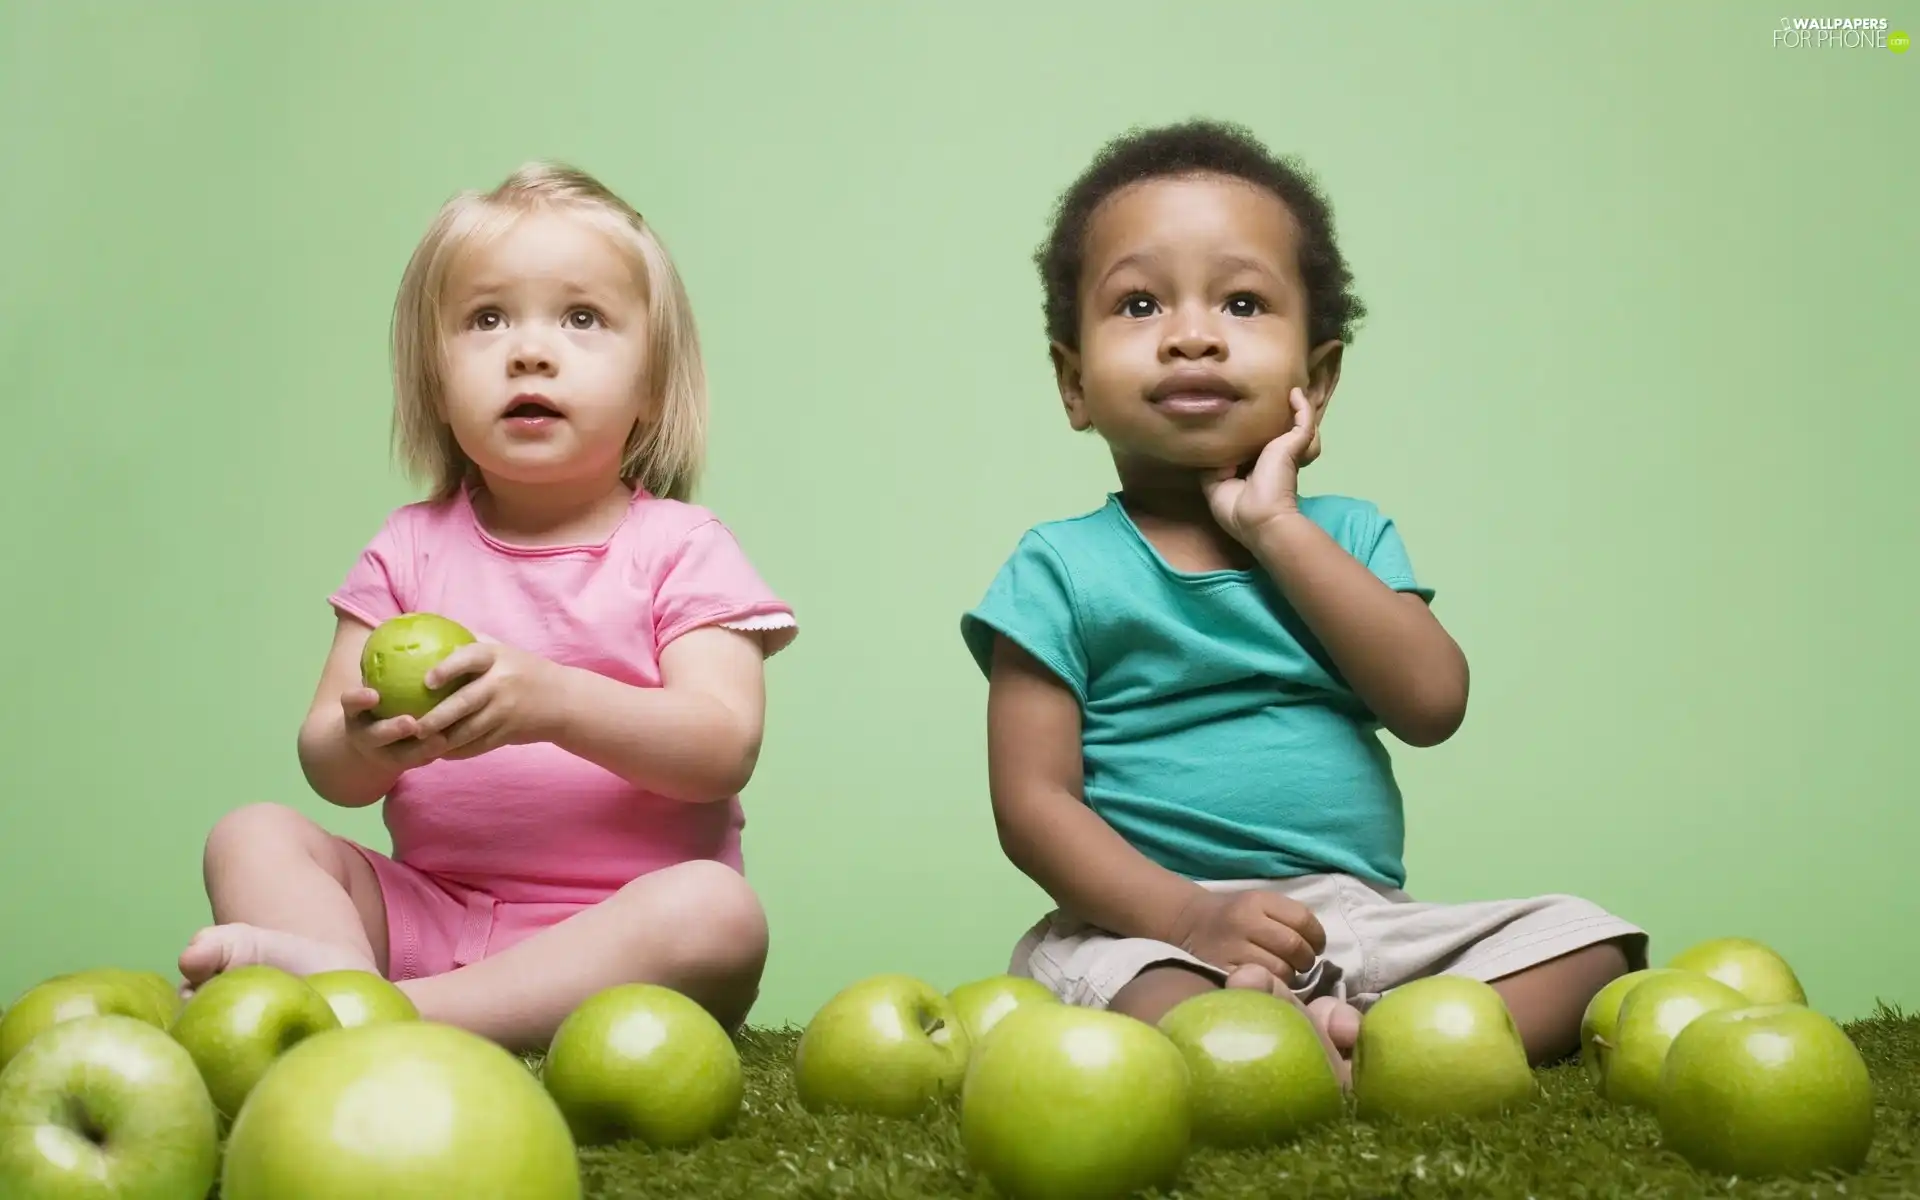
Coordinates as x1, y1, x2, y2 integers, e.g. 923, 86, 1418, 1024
1055, 173, 1340, 480
439, 211, 650, 490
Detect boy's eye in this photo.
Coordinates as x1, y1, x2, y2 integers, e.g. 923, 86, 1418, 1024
1225, 294, 1265, 317
565, 307, 603, 330
1119, 294, 1160, 318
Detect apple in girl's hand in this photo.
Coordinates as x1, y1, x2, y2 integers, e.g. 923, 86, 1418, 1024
221, 1021, 580, 1200
961, 1003, 1192, 1200
1601, 970, 1749, 1109
947, 975, 1059, 1050
1353, 975, 1535, 1122
1665, 937, 1808, 1007
307, 971, 419, 1028
362, 612, 478, 720
1659, 1004, 1875, 1178
0, 972, 175, 1070
794, 974, 971, 1117
1159, 988, 1342, 1147
543, 983, 742, 1148
169, 965, 341, 1116
1579, 968, 1683, 1085
0, 1014, 220, 1200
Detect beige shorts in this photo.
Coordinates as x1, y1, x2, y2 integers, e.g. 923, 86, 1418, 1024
1009, 874, 1648, 1011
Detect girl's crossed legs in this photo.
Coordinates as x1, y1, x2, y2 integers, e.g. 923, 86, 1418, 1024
178, 803, 767, 1053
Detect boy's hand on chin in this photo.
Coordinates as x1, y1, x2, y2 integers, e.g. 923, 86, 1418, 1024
1201, 387, 1320, 544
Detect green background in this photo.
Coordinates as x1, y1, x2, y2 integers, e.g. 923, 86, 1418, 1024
2, 2, 1911, 1028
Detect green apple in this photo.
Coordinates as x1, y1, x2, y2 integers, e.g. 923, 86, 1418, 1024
1666, 936, 1807, 1006
1658, 1004, 1874, 1177
947, 975, 1058, 1050
221, 1021, 579, 1199
0, 973, 173, 1070
962, 1003, 1190, 1199
1353, 975, 1535, 1122
169, 965, 340, 1116
362, 612, 478, 720
1579, 967, 1682, 1085
794, 974, 971, 1117
55, 969, 183, 1029
1159, 988, 1342, 1147
1602, 970, 1749, 1109
542, 983, 742, 1148
0, 1014, 219, 1200
307, 970, 420, 1028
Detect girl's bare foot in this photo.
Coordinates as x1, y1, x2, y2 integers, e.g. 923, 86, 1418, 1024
1223, 963, 1355, 1088
178, 923, 378, 994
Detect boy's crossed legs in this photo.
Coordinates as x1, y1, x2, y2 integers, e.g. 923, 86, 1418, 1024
178, 803, 767, 1053
1017, 873, 1647, 1086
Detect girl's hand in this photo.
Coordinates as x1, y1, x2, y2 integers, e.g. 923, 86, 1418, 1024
411, 638, 566, 761
340, 688, 450, 770
1201, 387, 1319, 545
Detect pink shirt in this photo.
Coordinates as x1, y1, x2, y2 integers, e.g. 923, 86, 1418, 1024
328, 485, 796, 904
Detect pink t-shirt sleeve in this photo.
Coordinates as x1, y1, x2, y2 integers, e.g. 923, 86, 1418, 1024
653, 518, 797, 657
328, 511, 414, 629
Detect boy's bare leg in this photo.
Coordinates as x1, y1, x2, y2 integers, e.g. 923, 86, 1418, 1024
1108, 963, 1361, 1087
1488, 940, 1633, 1066
180, 804, 767, 1053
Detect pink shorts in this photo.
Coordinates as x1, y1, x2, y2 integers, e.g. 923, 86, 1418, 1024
348, 843, 598, 982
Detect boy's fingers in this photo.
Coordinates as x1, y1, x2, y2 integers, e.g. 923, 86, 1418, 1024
1250, 923, 1317, 975
1262, 894, 1327, 953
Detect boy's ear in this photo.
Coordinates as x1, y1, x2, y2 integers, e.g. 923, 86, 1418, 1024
1051, 342, 1094, 432
1300, 340, 1344, 467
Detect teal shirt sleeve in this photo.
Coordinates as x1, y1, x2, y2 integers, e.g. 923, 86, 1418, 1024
960, 531, 1089, 702
1360, 513, 1436, 602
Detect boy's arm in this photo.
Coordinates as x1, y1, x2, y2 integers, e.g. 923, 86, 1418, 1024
986, 636, 1205, 943
983, 634, 1319, 976
1250, 515, 1469, 748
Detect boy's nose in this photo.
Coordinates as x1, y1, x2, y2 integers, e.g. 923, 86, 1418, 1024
1162, 324, 1226, 360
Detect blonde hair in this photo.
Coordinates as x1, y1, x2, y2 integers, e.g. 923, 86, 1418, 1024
390, 161, 707, 502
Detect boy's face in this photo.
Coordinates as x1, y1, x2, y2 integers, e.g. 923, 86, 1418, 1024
1054, 173, 1341, 478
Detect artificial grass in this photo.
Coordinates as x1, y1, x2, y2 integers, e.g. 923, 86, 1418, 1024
568, 1007, 1920, 1200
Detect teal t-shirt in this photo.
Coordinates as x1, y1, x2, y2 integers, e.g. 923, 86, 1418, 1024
960, 494, 1435, 890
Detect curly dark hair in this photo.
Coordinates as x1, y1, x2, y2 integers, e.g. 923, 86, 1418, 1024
1035, 118, 1366, 353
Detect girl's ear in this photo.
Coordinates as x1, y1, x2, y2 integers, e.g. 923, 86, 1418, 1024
1052, 342, 1093, 432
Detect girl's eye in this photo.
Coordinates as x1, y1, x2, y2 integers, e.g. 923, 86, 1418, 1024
1120, 294, 1160, 318
1225, 294, 1265, 317
565, 308, 603, 330
470, 308, 504, 331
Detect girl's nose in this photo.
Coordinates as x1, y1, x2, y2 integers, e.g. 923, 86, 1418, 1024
509, 341, 556, 375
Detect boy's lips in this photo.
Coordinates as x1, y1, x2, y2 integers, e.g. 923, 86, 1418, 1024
1149, 371, 1242, 415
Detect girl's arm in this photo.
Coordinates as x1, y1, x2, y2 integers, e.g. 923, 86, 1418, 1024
296, 616, 409, 809
545, 626, 766, 803
1248, 515, 1469, 747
